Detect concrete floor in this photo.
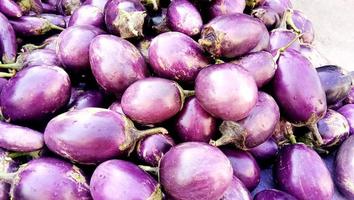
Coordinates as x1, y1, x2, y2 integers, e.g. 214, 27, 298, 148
293, 0, 354, 71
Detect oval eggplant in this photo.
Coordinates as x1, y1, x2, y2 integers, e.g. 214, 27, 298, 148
0, 0, 22, 18
232, 51, 276, 88
68, 90, 104, 110
159, 142, 233, 200
254, 189, 297, 200
222, 148, 260, 191
148, 32, 209, 83
121, 77, 191, 125
261, 0, 292, 16
9, 16, 63, 37
1, 66, 71, 123
269, 29, 300, 51
0, 13, 17, 64
195, 63, 258, 121
68, 5, 104, 28
338, 104, 354, 135
0, 158, 91, 199
57, 25, 104, 74
44, 108, 168, 164
136, 134, 174, 166
166, 0, 202, 36
221, 176, 251, 200
334, 135, 354, 199
0, 122, 43, 152
275, 144, 334, 200
317, 65, 352, 105
199, 13, 269, 58
89, 34, 148, 96
299, 44, 329, 68
83, 0, 108, 10
104, 0, 146, 38
249, 138, 278, 163
288, 9, 314, 44
209, 0, 245, 19
108, 101, 124, 115
252, 5, 281, 30
90, 159, 162, 199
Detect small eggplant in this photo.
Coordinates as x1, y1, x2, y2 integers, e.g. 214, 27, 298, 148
222, 148, 260, 191
199, 13, 269, 58
166, 0, 202, 36
90, 159, 162, 199
261, 0, 292, 16
174, 97, 216, 143
136, 133, 174, 166
148, 32, 209, 83
317, 109, 350, 148
0, 122, 43, 152
0, 13, 17, 64
0, 158, 91, 199
104, 0, 146, 38
254, 189, 297, 200
195, 63, 258, 121
56, 25, 104, 74
221, 176, 251, 200
338, 104, 354, 135
334, 135, 354, 199
121, 77, 194, 125
232, 51, 276, 88
1, 66, 71, 123
159, 142, 233, 200
269, 29, 300, 51
0, 0, 22, 18
252, 6, 281, 30
44, 108, 168, 164
68, 90, 105, 110
287, 9, 314, 44
209, 0, 245, 19
68, 5, 104, 28
275, 144, 334, 200
317, 65, 352, 105
89, 34, 148, 96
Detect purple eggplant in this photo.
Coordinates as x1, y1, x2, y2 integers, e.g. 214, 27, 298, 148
166, 0, 202, 36
42, 2, 57, 13
90, 159, 162, 199
108, 101, 124, 115
159, 142, 233, 200
317, 65, 352, 105
148, 32, 209, 83
334, 135, 354, 199
136, 133, 174, 166
221, 176, 251, 200
149, 8, 170, 33
174, 97, 216, 143
275, 144, 334, 200
317, 109, 350, 148
261, 0, 292, 16
251, 165, 275, 195
0, 122, 43, 152
0, 13, 17, 64
39, 14, 66, 28
254, 189, 297, 200
22, 34, 59, 51
83, 0, 108, 10
68, 90, 104, 110
1, 66, 71, 123
214, 92, 279, 149
104, 0, 146, 38
0, 0, 22, 18
199, 13, 269, 58
68, 5, 104, 28
344, 87, 354, 104
44, 107, 168, 164
222, 148, 260, 191
209, 0, 245, 19
121, 77, 193, 125
57, 0, 81, 15
9, 16, 64, 37
287, 9, 314, 44
338, 104, 354, 134
249, 138, 278, 163
272, 49, 327, 144
195, 63, 258, 121
89, 34, 148, 96
57, 25, 104, 74
0, 158, 91, 199
299, 43, 329, 68
269, 29, 300, 51
252, 6, 281, 30
232, 51, 276, 88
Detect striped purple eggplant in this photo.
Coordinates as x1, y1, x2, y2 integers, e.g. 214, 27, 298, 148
0, 0, 22, 18
0, 13, 17, 64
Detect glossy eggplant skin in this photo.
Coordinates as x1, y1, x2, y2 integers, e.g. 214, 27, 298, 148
317, 65, 352, 105
275, 144, 334, 200
209, 0, 245, 19
220, 176, 251, 200
269, 29, 300, 51
0, 0, 22, 18
261, 0, 292, 16
299, 44, 329, 68
338, 104, 354, 135
0, 13, 17, 64
68, 5, 104, 28
249, 138, 278, 163
334, 135, 354, 199
83, 0, 108, 10
9, 16, 59, 37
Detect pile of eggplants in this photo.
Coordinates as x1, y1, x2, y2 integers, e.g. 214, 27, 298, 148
0, 0, 352, 199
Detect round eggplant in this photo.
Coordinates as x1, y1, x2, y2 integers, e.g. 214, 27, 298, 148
68, 5, 104, 28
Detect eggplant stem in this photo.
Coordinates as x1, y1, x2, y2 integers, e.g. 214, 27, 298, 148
50, 24, 65, 31
8, 150, 41, 159
279, 9, 291, 29
215, 59, 225, 64
183, 90, 195, 98
136, 127, 168, 141
0, 71, 15, 78
0, 62, 21, 70
285, 9, 302, 34
284, 122, 297, 144
278, 33, 303, 53
22, 43, 47, 52
138, 165, 158, 175
0, 172, 15, 184
308, 123, 324, 146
